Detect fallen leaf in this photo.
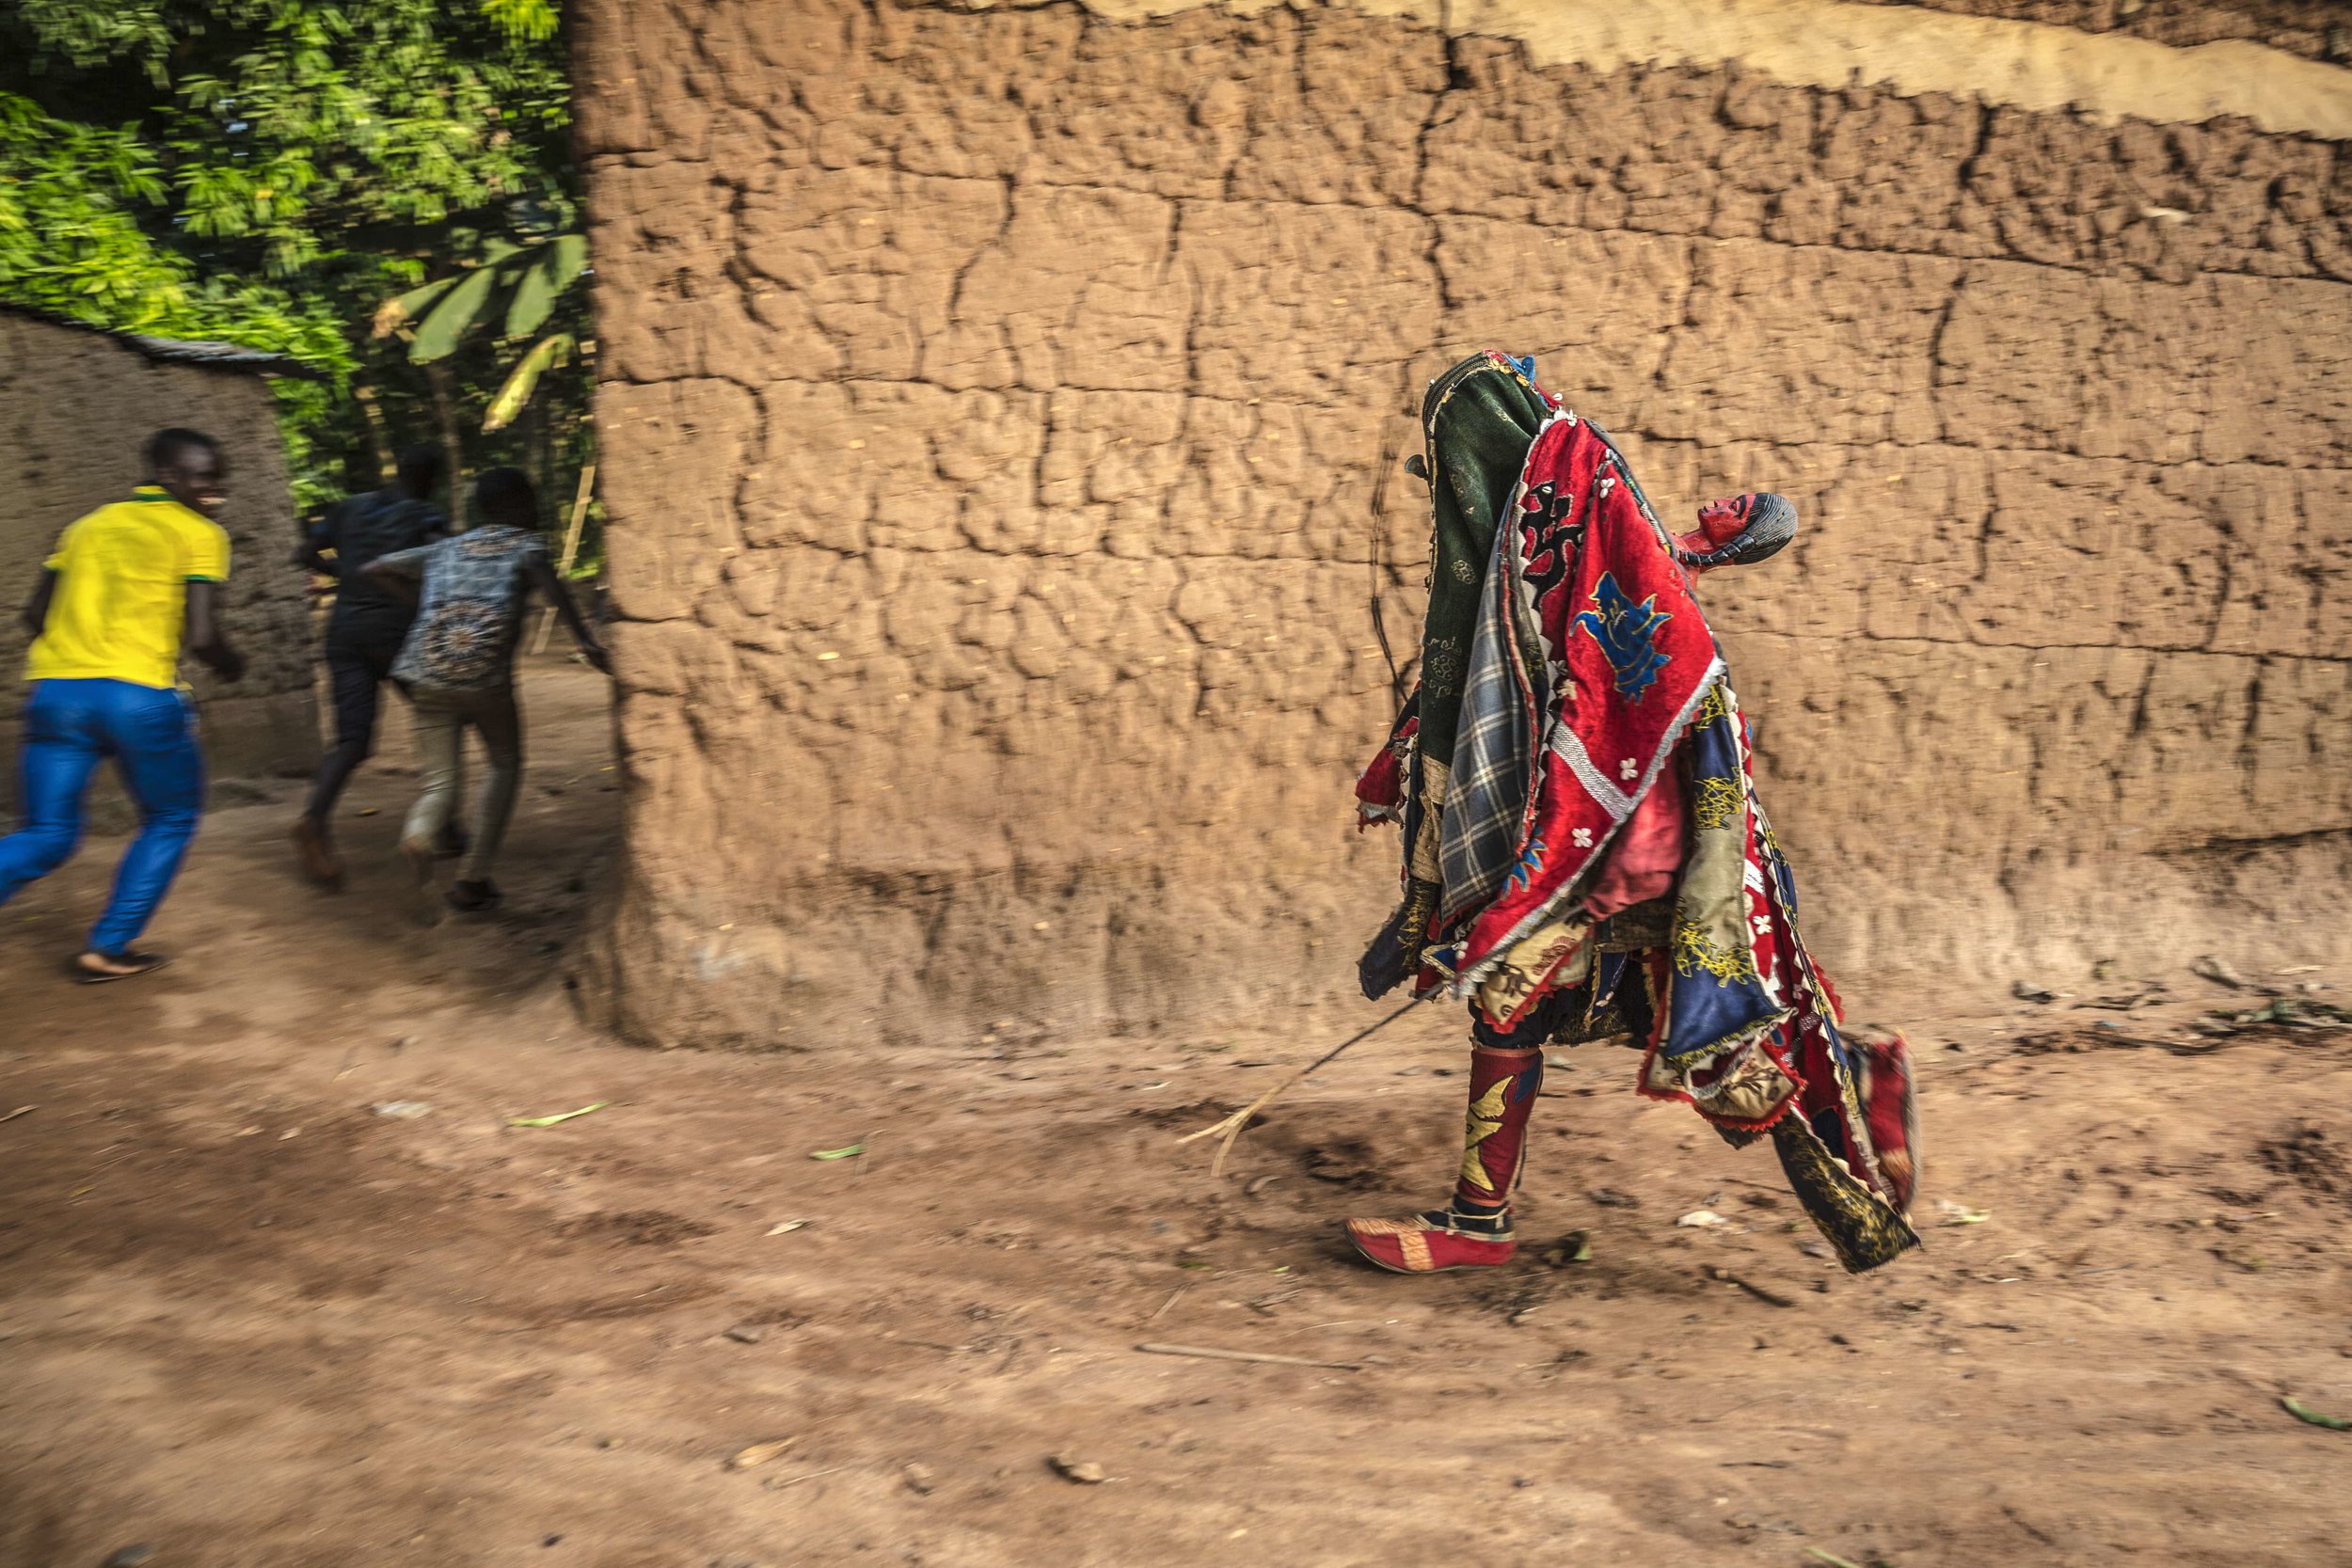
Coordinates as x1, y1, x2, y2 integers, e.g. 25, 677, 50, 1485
2192, 954, 2246, 989
2281, 1396, 2351, 1431
372, 1101, 433, 1119
808, 1141, 866, 1161
0, 1105, 35, 1126
1677, 1210, 1728, 1227
765, 1219, 808, 1236
2011, 979, 2057, 1004
1048, 1453, 1106, 1484
509, 1102, 609, 1128
1540, 1231, 1594, 1267
728, 1437, 796, 1469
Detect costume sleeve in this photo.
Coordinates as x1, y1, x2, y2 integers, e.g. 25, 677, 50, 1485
1354, 688, 1419, 829
369, 544, 434, 579
1581, 762, 1684, 918
185, 519, 231, 583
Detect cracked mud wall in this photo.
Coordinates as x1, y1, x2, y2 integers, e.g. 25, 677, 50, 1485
575, 0, 2352, 1048
1, 312, 316, 810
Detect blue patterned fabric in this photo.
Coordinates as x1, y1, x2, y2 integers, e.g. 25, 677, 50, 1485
1659, 701, 1783, 1061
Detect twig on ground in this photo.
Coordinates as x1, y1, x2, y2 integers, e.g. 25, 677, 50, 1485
766, 1466, 846, 1490
1707, 1266, 1796, 1308
1145, 1285, 1187, 1323
1135, 1341, 1362, 1371
1177, 996, 1429, 1177
0, 1105, 35, 1126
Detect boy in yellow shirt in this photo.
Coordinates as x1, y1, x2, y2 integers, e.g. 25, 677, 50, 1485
2, 429, 246, 981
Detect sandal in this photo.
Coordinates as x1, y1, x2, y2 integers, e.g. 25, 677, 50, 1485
74, 950, 170, 985
445, 879, 502, 913
290, 817, 344, 888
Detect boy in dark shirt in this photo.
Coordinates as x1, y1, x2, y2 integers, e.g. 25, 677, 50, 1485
290, 446, 447, 885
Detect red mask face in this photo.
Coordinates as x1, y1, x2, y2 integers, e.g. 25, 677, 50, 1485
1673, 497, 1752, 576
1673, 493, 1797, 576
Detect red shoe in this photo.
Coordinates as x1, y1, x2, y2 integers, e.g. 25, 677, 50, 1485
1344, 1209, 1518, 1274
1853, 1028, 1919, 1215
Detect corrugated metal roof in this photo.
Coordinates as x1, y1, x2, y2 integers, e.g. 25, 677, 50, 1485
1, 303, 324, 378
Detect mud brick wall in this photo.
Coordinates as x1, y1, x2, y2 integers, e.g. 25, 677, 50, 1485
0, 311, 317, 806
575, 0, 2352, 1048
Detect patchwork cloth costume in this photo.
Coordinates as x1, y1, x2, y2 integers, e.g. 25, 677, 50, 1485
1347, 352, 1919, 1275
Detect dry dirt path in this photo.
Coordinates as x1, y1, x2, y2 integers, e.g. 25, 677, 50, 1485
3, 661, 2349, 1568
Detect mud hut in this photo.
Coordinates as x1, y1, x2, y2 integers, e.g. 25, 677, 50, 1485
0, 307, 320, 805
574, 0, 2352, 1046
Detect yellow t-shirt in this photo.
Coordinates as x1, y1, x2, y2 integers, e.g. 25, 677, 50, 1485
25, 486, 233, 690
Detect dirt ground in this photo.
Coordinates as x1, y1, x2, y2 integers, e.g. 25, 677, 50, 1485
3, 658, 2348, 1568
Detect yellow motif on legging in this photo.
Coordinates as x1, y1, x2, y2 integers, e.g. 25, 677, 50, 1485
1692, 775, 1742, 832
1458, 1074, 1516, 1194
1673, 921, 1758, 984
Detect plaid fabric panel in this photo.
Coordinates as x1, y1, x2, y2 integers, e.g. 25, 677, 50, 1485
1438, 525, 1535, 931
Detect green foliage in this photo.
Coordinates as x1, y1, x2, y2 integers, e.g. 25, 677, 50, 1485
388, 229, 588, 436
0, 0, 594, 527
503, 232, 587, 341
483, 331, 573, 433
483, 0, 560, 44
406, 261, 507, 364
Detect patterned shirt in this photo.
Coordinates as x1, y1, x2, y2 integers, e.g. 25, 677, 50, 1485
373, 526, 547, 691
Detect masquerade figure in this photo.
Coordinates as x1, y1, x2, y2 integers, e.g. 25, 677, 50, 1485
1346, 352, 1918, 1275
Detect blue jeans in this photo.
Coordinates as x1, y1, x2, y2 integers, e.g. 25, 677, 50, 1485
0, 678, 206, 955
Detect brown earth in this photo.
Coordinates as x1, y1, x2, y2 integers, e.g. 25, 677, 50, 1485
5, 660, 2349, 1567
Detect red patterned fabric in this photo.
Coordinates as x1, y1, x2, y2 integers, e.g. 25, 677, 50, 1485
1354, 705, 1415, 829
1855, 1029, 1920, 1213
1581, 763, 1683, 919
1450, 415, 1723, 987
1452, 1045, 1543, 1211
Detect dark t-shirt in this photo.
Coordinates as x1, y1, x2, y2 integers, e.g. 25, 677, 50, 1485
315, 488, 447, 649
